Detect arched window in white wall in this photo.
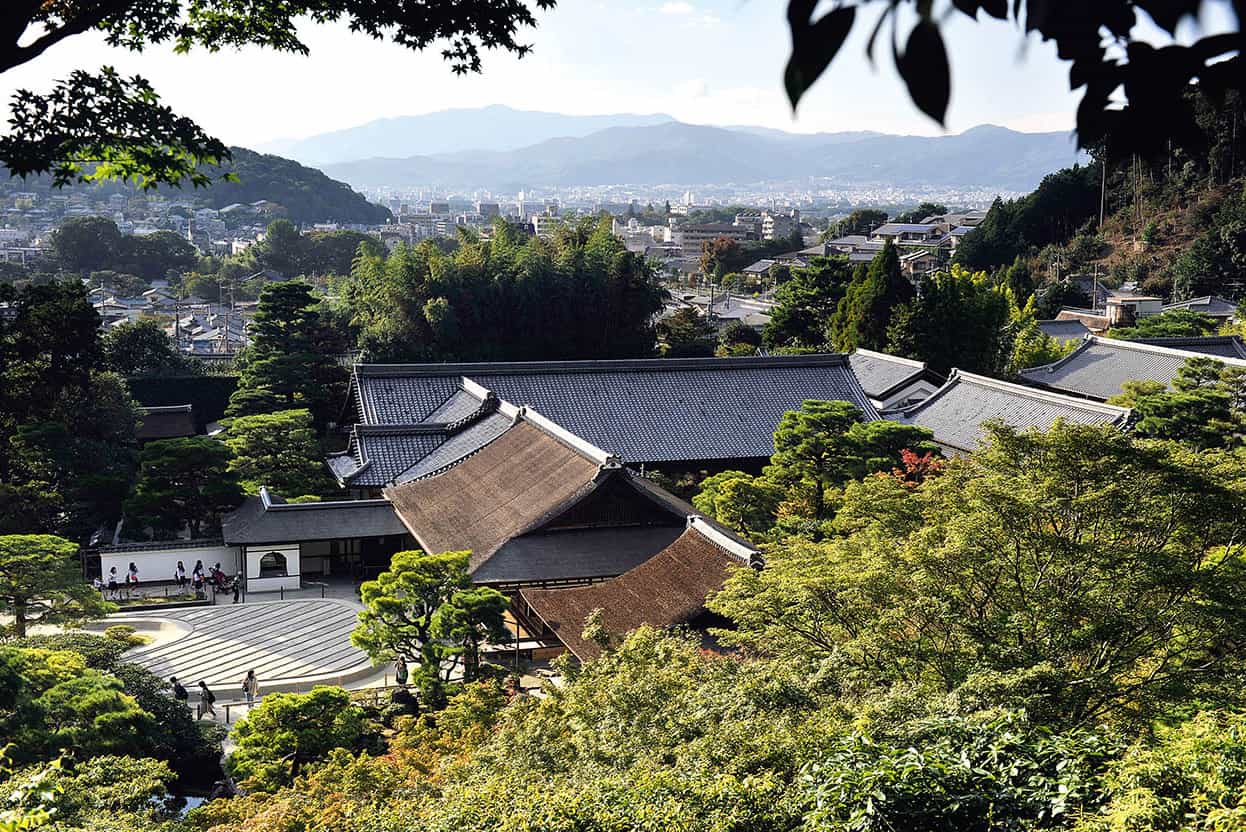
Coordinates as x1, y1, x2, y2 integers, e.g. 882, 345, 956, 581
259, 551, 287, 577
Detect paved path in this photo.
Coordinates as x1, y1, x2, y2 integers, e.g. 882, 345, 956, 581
117, 599, 374, 691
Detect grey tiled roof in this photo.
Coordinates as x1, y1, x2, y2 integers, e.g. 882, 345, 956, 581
424, 387, 486, 422
222, 488, 409, 545
353, 355, 880, 464
1036, 319, 1091, 343
1133, 335, 1246, 359
1162, 295, 1238, 317
898, 370, 1132, 452
473, 525, 684, 585
848, 349, 931, 399
1019, 336, 1246, 401
394, 412, 513, 482
328, 427, 446, 488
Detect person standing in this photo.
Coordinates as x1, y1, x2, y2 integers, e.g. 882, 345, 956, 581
174, 561, 187, 590
394, 655, 408, 686
106, 567, 119, 600
197, 681, 217, 719
170, 676, 189, 703
232, 574, 242, 604
242, 670, 259, 708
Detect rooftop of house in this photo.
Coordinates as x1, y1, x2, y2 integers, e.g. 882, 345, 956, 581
897, 369, 1133, 453
520, 517, 757, 661
1019, 335, 1246, 401
136, 404, 196, 442
848, 349, 940, 401
1161, 295, 1239, 317
872, 222, 938, 235
1132, 335, 1246, 359
1036, 319, 1092, 343
384, 410, 696, 586
221, 488, 410, 546
348, 354, 880, 467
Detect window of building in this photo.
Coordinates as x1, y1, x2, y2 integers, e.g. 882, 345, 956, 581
259, 551, 287, 577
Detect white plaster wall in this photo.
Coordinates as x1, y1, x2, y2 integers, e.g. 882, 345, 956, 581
245, 543, 301, 593
100, 545, 239, 584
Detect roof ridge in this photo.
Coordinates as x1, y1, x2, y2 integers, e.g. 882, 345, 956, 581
1087, 335, 1246, 367
954, 370, 1132, 417
686, 516, 758, 564
354, 354, 852, 377
853, 347, 927, 370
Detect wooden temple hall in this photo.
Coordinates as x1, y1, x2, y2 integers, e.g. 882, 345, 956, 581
381, 403, 760, 659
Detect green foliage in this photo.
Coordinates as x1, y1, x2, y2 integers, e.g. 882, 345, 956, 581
2, 754, 177, 830
1110, 357, 1246, 449
0, 281, 142, 538
763, 255, 856, 350
692, 470, 784, 540
102, 319, 194, 377
353, 550, 474, 689
1172, 187, 1246, 301
1075, 710, 1246, 832
956, 165, 1102, 270
14, 633, 126, 670
204, 150, 392, 224
886, 264, 1012, 375
825, 209, 888, 240
224, 409, 332, 497
0, 647, 153, 764
695, 402, 937, 538
227, 686, 368, 792
0, 535, 110, 638
829, 242, 914, 351
103, 625, 148, 648
0, 3, 551, 189
803, 712, 1115, 832
431, 587, 510, 682
227, 277, 346, 428
345, 218, 666, 362
1107, 309, 1219, 339
127, 437, 242, 539
710, 422, 1246, 729
1033, 281, 1094, 320
656, 307, 716, 357
893, 203, 949, 224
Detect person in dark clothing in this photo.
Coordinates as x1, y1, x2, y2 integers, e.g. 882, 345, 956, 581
170, 676, 189, 702
197, 681, 217, 719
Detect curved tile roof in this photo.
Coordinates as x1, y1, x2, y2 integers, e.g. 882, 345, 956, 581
898, 369, 1132, 453
1019, 336, 1246, 401
353, 355, 879, 464
848, 349, 932, 399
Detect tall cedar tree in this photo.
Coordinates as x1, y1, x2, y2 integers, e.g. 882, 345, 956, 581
227, 281, 345, 430
830, 242, 914, 351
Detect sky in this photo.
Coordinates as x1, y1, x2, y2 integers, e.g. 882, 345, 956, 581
0, 1, 1237, 148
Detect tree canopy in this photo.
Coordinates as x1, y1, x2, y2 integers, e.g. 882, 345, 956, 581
0, 534, 110, 638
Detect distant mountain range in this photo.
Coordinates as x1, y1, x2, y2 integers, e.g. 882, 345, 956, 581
258, 105, 675, 165
304, 114, 1084, 193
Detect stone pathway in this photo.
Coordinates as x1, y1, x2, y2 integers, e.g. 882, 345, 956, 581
118, 599, 374, 693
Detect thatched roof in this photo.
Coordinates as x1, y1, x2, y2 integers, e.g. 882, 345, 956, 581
520, 519, 756, 661
384, 419, 612, 572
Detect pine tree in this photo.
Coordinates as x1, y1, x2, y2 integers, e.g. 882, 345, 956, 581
829, 242, 914, 351
226, 281, 345, 428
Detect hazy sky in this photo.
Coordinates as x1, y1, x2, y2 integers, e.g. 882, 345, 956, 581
0, 1, 1236, 147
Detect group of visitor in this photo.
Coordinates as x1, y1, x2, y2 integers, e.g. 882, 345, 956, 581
170, 669, 262, 720
94, 563, 141, 600
173, 560, 243, 602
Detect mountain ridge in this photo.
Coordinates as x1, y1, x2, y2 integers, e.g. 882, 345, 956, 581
320, 120, 1085, 193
